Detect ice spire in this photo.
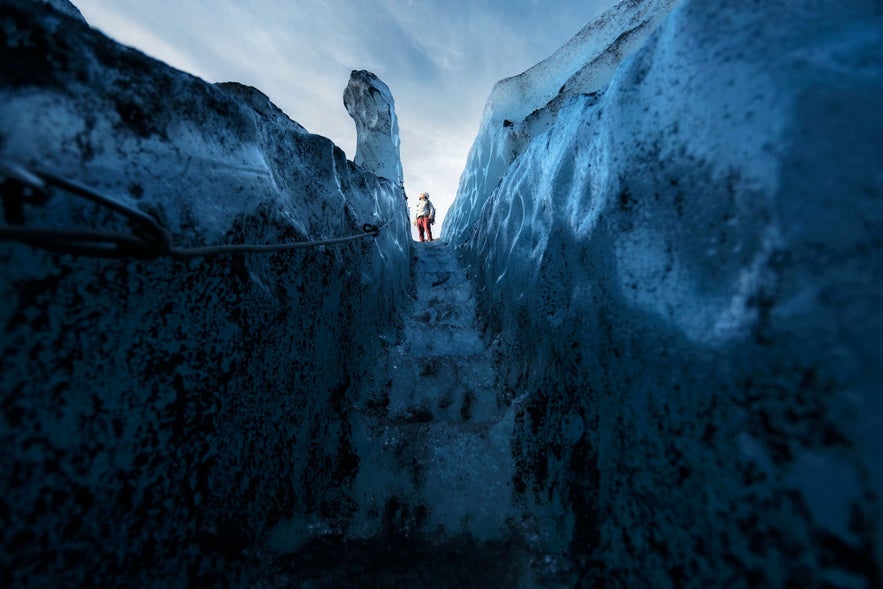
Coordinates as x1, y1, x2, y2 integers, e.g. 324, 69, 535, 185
343, 70, 404, 187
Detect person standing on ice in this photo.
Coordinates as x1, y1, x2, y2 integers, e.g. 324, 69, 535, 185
414, 192, 436, 242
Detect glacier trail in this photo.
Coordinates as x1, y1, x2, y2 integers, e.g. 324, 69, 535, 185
351, 240, 513, 539
264, 241, 564, 587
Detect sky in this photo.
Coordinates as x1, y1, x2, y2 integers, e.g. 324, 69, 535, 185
71, 0, 620, 235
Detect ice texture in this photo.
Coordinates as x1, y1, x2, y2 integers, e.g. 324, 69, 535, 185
444, 0, 883, 585
0, 0, 410, 584
4, 0, 883, 585
34, 0, 84, 22
344, 69, 405, 187
442, 0, 680, 247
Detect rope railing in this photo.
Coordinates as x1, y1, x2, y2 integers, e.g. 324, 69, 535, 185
167, 222, 382, 258
0, 159, 388, 259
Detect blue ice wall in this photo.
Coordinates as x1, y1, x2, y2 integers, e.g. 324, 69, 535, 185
0, 1, 411, 585
446, 1, 883, 585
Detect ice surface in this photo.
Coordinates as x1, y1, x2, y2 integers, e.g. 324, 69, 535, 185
33, 0, 84, 22
445, 0, 883, 585
340, 242, 517, 545
0, 1, 411, 584
442, 0, 681, 246
344, 69, 404, 187
5, 0, 883, 585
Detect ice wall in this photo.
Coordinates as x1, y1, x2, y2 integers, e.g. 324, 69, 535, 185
442, 0, 680, 246
0, 0, 410, 585
34, 0, 84, 22
446, 0, 883, 585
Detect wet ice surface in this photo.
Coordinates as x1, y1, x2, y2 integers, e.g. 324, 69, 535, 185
261, 241, 574, 588
390, 242, 499, 421
362, 242, 512, 537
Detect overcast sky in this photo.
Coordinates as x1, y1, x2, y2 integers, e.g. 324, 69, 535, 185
72, 0, 619, 232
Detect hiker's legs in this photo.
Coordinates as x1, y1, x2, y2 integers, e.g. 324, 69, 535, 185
417, 217, 432, 241
417, 217, 432, 242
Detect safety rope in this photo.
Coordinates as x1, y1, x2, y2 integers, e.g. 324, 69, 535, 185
0, 159, 387, 259
167, 223, 382, 258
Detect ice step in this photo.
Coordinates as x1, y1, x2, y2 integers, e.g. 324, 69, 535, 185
350, 414, 516, 540
386, 353, 499, 424
399, 324, 487, 357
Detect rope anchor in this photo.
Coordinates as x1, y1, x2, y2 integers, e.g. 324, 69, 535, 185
0, 159, 388, 259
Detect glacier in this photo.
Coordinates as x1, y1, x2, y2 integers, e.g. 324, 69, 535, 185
444, 0, 883, 586
2, 0, 883, 587
0, 0, 412, 585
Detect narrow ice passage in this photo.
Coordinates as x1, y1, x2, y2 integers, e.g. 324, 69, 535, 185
350, 240, 518, 540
